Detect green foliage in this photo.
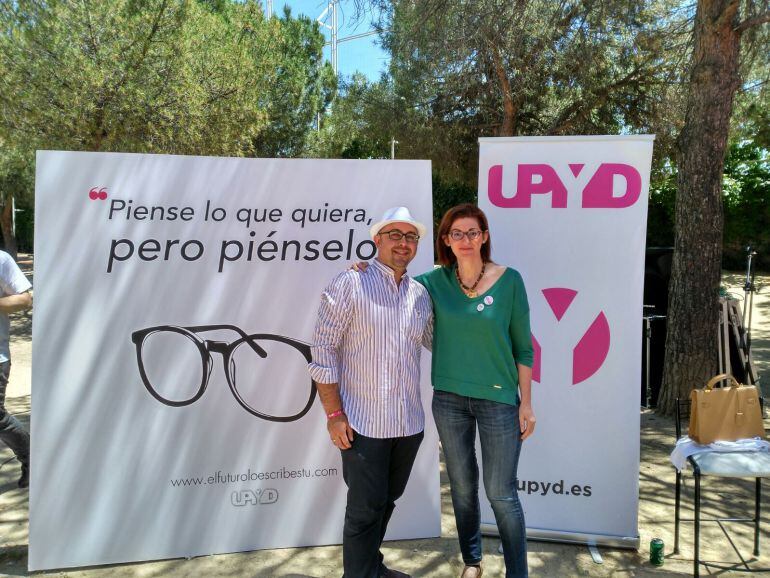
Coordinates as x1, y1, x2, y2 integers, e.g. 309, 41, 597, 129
646, 141, 770, 271
373, 0, 687, 183
647, 163, 677, 248
0, 0, 334, 159
732, 85, 770, 150
252, 6, 336, 157
431, 175, 475, 233
730, 15, 770, 148
0, 0, 334, 249
722, 141, 770, 270
0, 145, 33, 250
306, 74, 406, 160
0, 147, 32, 204
307, 74, 479, 184
0, 0, 273, 156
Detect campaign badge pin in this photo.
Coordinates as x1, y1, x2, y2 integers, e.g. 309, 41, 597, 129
477, 304, 485, 312
484, 296, 494, 306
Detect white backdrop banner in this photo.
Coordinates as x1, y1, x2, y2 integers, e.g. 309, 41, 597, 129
478, 135, 654, 547
30, 152, 440, 570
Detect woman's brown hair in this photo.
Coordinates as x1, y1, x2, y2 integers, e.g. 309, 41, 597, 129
435, 203, 492, 266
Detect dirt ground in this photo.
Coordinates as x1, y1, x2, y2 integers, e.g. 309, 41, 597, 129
0, 262, 769, 577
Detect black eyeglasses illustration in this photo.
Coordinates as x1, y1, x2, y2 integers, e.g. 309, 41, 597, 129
131, 324, 317, 422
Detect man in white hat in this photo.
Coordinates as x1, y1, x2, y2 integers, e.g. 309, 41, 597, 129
309, 206, 433, 578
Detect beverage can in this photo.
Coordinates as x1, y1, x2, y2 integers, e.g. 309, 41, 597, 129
650, 537, 664, 566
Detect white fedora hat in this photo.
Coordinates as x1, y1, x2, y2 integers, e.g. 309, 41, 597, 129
369, 206, 427, 240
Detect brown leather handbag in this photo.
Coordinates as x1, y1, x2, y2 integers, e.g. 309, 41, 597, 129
689, 374, 765, 445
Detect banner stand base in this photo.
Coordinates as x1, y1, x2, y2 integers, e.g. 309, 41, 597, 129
480, 524, 640, 550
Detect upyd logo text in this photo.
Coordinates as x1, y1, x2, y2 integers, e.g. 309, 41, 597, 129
488, 163, 642, 209
231, 488, 278, 507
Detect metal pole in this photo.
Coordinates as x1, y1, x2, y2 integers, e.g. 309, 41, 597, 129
266, 0, 272, 19
644, 316, 652, 407
331, 1, 338, 76
318, 4, 388, 74
317, 2, 338, 76
743, 245, 755, 329
390, 138, 398, 159
742, 245, 758, 383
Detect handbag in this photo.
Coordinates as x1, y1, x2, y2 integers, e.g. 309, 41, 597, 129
689, 373, 765, 445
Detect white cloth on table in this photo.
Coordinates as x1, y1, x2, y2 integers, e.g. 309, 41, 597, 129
670, 436, 770, 472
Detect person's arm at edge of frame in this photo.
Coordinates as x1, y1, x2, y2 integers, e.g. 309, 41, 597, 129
0, 290, 32, 313
510, 270, 535, 441
309, 273, 355, 450
517, 364, 535, 441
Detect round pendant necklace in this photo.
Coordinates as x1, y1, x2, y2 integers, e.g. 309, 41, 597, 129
455, 263, 486, 298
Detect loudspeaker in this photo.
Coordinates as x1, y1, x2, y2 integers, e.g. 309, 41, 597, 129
641, 247, 673, 407
643, 247, 673, 314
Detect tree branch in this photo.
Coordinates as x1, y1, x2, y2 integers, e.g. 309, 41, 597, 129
82, 0, 103, 65
735, 10, 770, 32
548, 65, 646, 134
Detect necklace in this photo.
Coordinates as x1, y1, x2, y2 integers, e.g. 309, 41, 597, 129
455, 262, 486, 298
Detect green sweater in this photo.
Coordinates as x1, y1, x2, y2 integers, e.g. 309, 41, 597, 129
416, 266, 534, 405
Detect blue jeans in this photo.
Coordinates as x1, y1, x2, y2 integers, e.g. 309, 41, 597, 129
432, 389, 528, 578
0, 361, 29, 465
340, 430, 424, 578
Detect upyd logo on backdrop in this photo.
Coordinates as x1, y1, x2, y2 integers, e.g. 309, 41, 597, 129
487, 161, 643, 385
531, 289, 610, 385
488, 162, 641, 209
231, 488, 278, 507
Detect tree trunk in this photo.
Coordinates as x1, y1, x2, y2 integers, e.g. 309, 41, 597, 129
657, 0, 741, 415
0, 199, 17, 259
490, 43, 517, 136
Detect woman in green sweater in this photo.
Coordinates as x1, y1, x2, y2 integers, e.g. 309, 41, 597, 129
417, 203, 534, 578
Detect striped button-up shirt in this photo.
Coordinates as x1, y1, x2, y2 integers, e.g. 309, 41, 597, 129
308, 258, 433, 438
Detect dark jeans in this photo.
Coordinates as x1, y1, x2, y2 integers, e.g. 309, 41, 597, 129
340, 430, 424, 578
0, 361, 29, 465
432, 389, 528, 578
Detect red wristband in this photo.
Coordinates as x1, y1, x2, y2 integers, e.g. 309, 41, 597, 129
326, 409, 344, 420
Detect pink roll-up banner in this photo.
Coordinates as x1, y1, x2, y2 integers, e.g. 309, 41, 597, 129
478, 135, 655, 548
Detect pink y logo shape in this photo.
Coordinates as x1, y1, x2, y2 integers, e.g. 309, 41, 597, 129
531, 288, 610, 385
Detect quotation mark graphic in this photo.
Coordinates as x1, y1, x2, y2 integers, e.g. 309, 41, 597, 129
531, 288, 611, 385
89, 187, 108, 200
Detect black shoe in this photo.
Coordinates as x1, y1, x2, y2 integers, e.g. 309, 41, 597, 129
18, 463, 29, 488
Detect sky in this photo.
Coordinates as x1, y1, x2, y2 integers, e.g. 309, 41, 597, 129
276, 0, 390, 80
